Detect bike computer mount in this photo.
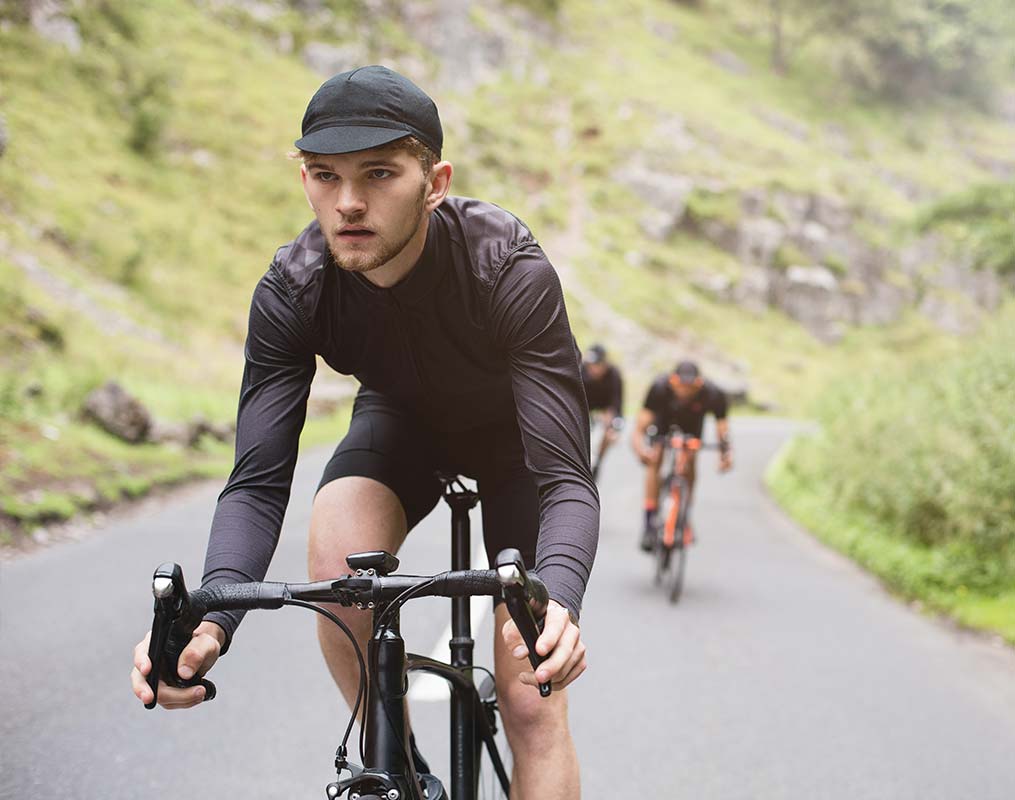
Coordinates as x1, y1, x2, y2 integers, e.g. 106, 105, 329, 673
346, 551, 400, 575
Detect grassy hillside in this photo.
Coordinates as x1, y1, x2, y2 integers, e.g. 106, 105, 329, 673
767, 304, 1015, 642
1, 0, 1012, 540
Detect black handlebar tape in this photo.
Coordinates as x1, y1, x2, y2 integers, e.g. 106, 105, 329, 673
432, 570, 502, 597
194, 582, 289, 612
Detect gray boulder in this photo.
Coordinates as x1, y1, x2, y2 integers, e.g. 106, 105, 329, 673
82, 382, 151, 443
779, 266, 849, 343
711, 49, 749, 76
617, 166, 694, 240
754, 107, 810, 142
737, 217, 785, 268
690, 272, 734, 303
732, 266, 771, 314
919, 292, 980, 335
30, 0, 81, 53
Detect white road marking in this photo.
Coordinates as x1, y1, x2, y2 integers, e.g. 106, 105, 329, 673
408, 545, 492, 702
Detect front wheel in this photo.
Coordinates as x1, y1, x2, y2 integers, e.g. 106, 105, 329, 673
668, 482, 691, 604
653, 493, 674, 584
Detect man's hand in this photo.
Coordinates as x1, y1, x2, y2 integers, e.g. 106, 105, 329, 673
130, 621, 225, 709
501, 600, 586, 690
636, 441, 662, 467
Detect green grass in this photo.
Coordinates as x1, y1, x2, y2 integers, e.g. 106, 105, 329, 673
766, 308, 1015, 642
768, 444, 1015, 644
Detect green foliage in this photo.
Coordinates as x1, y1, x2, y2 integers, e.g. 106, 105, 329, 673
684, 187, 740, 228
918, 182, 1015, 275
772, 241, 808, 271
835, 0, 1015, 106
774, 308, 1015, 598
745, 0, 1015, 105
126, 68, 172, 156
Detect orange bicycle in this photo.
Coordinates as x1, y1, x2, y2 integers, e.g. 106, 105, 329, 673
651, 426, 702, 604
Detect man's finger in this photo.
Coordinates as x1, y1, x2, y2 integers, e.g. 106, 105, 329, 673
534, 624, 580, 684
131, 667, 154, 705
177, 633, 217, 681
133, 632, 152, 674
553, 655, 587, 690
159, 684, 207, 709
535, 608, 567, 657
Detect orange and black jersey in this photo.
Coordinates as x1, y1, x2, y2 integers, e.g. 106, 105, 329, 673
643, 377, 728, 440
201, 197, 599, 644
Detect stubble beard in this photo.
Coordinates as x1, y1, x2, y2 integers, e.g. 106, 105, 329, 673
326, 182, 428, 274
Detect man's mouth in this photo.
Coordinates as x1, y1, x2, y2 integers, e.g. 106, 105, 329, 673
337, 227, 375, 240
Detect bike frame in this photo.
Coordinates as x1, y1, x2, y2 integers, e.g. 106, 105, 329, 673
355, 478, 511, 799
660, 432, 700, 548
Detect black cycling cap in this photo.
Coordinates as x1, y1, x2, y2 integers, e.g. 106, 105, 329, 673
585, 343, 606, 364
673, 360, 700, 384
295, 65, 443, 157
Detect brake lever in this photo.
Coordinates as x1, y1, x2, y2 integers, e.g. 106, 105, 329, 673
496, 549, 551, 698
144, 563, 217, 709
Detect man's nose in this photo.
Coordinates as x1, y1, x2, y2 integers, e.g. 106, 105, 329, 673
334, 182, 366, 216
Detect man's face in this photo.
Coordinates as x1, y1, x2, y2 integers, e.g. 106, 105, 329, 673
670, 375, 701, 402
300, 146, 430, 274
586, 362, 607, 381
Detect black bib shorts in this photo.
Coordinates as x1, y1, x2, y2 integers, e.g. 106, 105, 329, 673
318, 387, 538, 571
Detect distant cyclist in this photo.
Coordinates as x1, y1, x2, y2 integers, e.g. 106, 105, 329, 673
631, 360, 732, 551
581, 343, 623, 481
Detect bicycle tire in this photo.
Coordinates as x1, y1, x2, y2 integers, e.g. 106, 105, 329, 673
654, 491, 674, 584
668, 483, 691, 604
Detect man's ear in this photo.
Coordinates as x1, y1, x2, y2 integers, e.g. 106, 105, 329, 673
299, 163, 314, 211
425, 161, 453, 211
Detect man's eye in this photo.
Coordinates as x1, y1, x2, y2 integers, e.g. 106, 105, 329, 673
315, 172, 337, 182
370, 169, 392, 179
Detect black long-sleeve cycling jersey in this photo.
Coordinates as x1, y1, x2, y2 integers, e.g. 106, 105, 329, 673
201, 196, 599, 645
581, 363, 623, 416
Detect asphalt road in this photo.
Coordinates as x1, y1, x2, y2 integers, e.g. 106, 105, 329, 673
2, 417, 1014, 798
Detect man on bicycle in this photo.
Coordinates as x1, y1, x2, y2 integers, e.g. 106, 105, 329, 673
130, 65, 597, 798
580, 343, 623, 481
631, 360, 732, 551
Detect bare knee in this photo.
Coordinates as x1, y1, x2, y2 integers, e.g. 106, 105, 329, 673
497, 677, 568, 747
308, 476, 407, 580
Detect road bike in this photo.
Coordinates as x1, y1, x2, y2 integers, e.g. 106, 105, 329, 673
649, 427, 705, 604
144, 474, 549, 799
589, 414, 624, 484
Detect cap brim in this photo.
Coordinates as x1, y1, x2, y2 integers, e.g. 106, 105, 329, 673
294, 125, 411, 155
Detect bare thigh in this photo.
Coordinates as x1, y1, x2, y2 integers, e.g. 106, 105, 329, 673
308, 476, 409, 708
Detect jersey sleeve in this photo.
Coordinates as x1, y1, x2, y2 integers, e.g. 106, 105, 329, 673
643, 378, 668, 419
610, 367, 624, 416
709, 384, 729, 420
488, 246, 599, 618
200, 267, 317, 649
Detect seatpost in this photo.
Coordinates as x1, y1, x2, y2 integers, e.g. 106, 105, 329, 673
443, 478, 480, 798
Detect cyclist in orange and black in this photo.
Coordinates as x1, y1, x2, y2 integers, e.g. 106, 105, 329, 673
631, 360, 732, 551
580, 343, 623, 482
